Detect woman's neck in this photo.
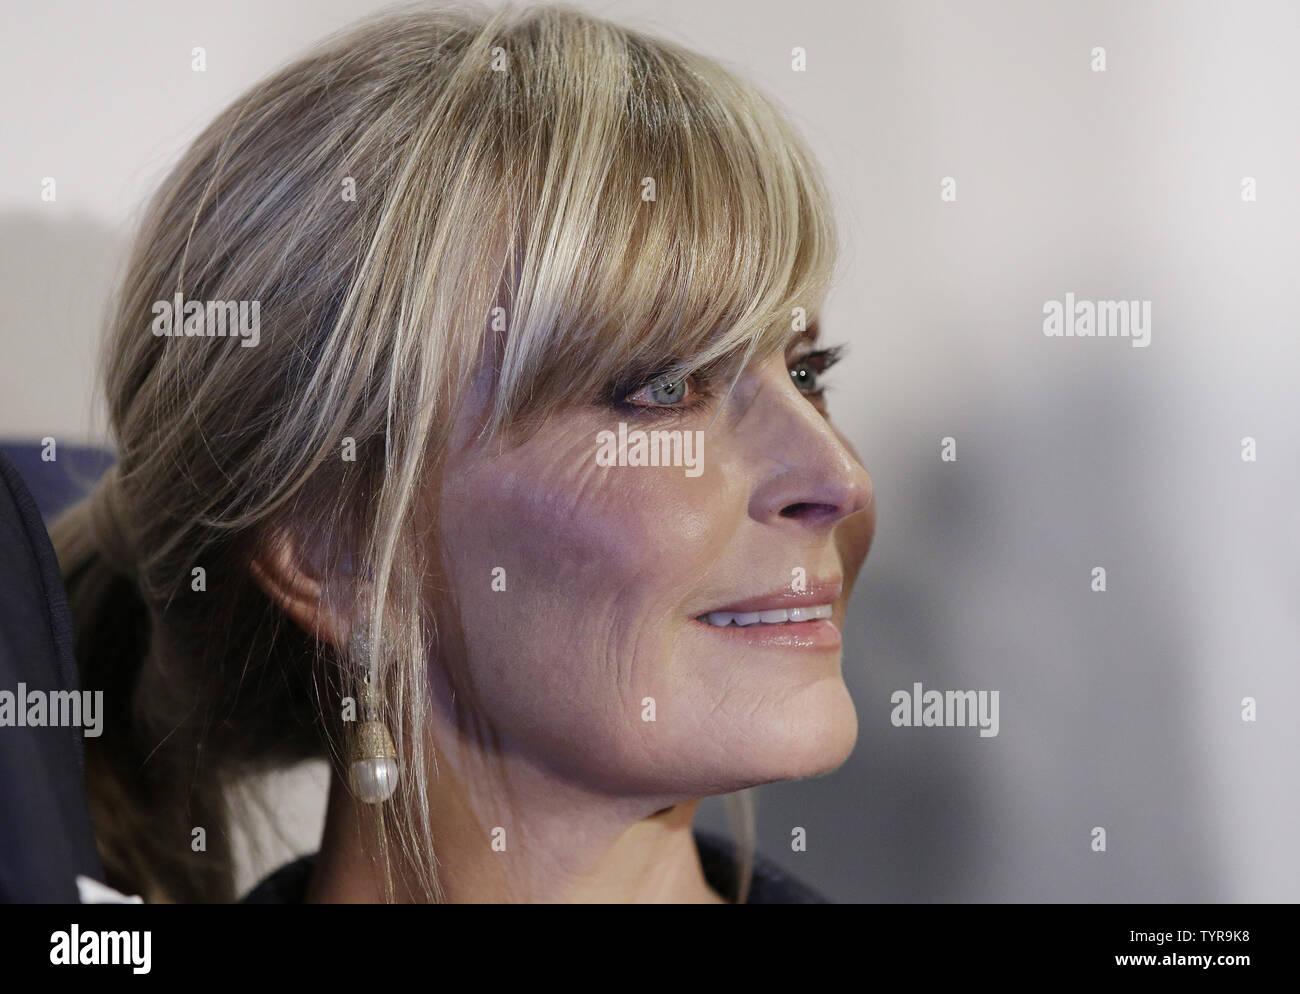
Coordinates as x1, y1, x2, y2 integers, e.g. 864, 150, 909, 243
304, 763, 728, 904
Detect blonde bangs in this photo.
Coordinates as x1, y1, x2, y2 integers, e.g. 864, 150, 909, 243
477, 6, 840, 436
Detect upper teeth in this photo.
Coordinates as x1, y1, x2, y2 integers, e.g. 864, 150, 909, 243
701, 604, 833, 627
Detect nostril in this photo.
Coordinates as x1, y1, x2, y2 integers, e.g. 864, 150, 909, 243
780, 501, 839, 520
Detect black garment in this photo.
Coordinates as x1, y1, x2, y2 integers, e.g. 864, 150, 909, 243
0, 450, 105, 901
242, 828, 830, 904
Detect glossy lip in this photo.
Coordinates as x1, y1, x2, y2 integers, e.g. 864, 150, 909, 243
693, 577, 843, 618
690, 577, 844, 652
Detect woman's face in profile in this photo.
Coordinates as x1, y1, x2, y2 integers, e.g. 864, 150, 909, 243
437, 337, 874, 796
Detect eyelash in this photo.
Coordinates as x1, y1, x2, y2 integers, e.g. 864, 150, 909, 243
609, 345, 846, 418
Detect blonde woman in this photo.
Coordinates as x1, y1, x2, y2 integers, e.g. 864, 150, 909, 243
53, 1, 875, 904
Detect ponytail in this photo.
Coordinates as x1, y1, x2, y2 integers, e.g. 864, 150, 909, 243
51, 474, 237, 903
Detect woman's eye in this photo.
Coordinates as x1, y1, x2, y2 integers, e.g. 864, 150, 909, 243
625, 374, 699, 407
788, 359, 822, 394
787, 345, 845, 397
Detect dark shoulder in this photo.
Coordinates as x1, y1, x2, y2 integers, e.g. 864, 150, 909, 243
241, 851, 316, 904
692, 828, 832, 904
241, 828, 832, 904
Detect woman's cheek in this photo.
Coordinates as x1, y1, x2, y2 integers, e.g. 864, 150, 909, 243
434, 428, 728, 736
459, 431, 729, 591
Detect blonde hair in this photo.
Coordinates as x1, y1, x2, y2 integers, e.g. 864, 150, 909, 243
52, 0, 838, 903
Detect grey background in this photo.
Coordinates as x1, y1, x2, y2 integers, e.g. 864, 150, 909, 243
2, 0, 1296, 901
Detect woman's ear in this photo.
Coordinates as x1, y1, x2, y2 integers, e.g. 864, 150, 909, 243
249, 527, 356, 651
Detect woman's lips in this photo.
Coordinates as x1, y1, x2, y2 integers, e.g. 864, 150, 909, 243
689, 577, 843, 650
691, 614, 841, 650
690, 576, 844, 649
693, 577, 843, 617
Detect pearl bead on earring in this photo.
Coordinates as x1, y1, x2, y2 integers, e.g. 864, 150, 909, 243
348, 631, 399, 804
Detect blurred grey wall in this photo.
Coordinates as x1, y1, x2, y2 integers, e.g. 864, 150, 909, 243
2, 0, 1296, 901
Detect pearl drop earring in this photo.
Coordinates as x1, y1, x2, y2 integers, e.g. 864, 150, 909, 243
348, 630, 399, 804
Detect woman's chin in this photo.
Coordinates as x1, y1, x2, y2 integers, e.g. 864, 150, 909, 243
777, 680, 859, 779
714, 677, 860, 788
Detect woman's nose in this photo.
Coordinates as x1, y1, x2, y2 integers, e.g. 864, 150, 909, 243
738, 356, 873, 532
